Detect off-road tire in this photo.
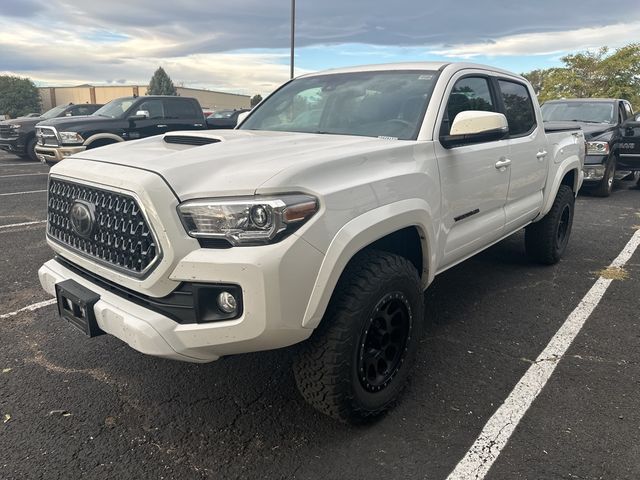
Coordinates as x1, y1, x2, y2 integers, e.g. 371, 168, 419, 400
525, 185, 575, 265
592, 156, 616, 197
293, 250, 424, 423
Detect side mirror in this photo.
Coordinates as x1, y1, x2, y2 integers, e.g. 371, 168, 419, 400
65, 112, 73, 117
236, 111, 250, 127
440, 111, 509, 148
128, 110, 150, 122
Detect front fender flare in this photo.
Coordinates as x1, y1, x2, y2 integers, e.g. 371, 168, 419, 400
301, 198, 436, 329
83, 133, 124, 147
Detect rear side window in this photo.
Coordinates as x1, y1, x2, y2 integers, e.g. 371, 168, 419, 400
441, 76, 496, 135
497, 80, 536, 136
164, 99, 200, 119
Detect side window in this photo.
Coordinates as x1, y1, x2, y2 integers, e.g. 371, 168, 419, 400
164, 99, 200, 119
441, 76, 495, 135
72, 106, 93, 116
137, 100, 165, 119
497, 80, 536, 136
623, 102, 633, 119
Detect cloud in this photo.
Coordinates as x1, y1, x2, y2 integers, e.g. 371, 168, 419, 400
430, 21, 640, 58
1, 0, 639, 95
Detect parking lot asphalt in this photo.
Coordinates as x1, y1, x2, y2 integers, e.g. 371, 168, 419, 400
0, 150, 638, 480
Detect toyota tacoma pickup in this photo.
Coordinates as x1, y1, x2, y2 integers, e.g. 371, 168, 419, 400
541, 98, 635, 196
35, 95, 206, 165
0, 103, 102, 161
39, 63, 584, 422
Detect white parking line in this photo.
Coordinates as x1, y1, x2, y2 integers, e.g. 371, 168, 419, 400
0, 220, 46, 230
0, 189, 47, 197
0, 298, 56, 320
0, 173, 48, 178
447, 228, 640, 480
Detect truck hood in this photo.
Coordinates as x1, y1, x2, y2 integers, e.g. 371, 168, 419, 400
568, 122, 616, 141
65, 129, 408, 199
1, 117, 42, 128
38, 115, 107, 130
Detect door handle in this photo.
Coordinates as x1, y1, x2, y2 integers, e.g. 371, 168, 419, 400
495, 159, 512, 169
157, 124, 168, 128
536, 150, 548, 159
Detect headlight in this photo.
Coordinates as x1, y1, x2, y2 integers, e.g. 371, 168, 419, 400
9, 124, 21, 130
178, 194, 318, 246
58, 131, 84, 144
586, 141, 609, 155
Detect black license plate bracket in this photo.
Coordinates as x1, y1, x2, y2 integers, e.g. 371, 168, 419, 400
55, 279, 103, 337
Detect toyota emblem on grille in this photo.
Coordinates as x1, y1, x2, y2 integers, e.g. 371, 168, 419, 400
69, 200, 96, 239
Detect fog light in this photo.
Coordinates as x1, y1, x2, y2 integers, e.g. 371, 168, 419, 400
217, 291, 237, 314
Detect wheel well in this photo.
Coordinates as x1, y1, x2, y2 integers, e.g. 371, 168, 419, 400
87, 138, 118, 149
561, 169, 576, 192
362, 226, 423, 277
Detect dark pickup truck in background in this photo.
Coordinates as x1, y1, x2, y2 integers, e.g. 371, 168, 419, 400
541, 98, 636, 196
0, 103, 102, 161
35, 95, 206, 165
619, 112, 640, 187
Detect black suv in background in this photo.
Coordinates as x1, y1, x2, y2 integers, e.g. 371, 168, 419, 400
0, 103, 102, 161
35, 96, 206, 165
541, 98, 635, 196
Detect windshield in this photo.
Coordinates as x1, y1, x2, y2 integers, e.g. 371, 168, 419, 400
93, 97, 136, 119
240, 70, 438, 140
41, 104, 69, 120
541, 102, 615, 124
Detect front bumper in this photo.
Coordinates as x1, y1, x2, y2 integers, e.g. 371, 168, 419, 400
35, 145, 86, 163
39, 234, 324, 362
0, 137, 24, 154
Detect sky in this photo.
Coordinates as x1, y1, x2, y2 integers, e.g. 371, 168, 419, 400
1, 0, 639, 96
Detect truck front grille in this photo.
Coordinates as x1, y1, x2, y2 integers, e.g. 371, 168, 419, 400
47, 178, 160, 276
36, 126, 60, 146
0, 125, 17, 139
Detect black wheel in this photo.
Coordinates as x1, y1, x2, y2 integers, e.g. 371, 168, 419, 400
25, 136, 38, 162
293, 250, 424, 423
592, 157, 616, 197
525, 185, 575, 265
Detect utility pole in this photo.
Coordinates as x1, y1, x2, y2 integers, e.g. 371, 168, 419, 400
290, 0, 296, 79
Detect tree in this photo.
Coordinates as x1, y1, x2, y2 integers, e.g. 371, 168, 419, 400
250, 94, 263, 107
147, 67, 177, 96
0, 75, 41, 118
523, 43, 640, 107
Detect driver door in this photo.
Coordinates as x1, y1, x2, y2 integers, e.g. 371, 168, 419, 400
433, 73, 510, 270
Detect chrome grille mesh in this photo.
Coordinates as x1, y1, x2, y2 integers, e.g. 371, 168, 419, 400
47, 178, 159, 276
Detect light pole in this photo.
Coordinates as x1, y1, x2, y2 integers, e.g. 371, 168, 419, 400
290, 0, 295, 79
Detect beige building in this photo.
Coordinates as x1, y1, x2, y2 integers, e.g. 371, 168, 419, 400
39, 85, 250, 111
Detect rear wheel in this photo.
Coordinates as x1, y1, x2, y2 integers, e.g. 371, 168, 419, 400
293, 250, 424, 423
525, 185, 575, 265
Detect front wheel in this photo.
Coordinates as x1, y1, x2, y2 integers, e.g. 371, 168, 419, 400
525, 185, 575, 265
592, 157, 616, 197
293, 250, 424, 423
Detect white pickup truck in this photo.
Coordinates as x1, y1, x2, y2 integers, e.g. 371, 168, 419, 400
39, 62, 584, 422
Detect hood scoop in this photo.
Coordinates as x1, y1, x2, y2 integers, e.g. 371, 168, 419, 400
164, 134, 222, 146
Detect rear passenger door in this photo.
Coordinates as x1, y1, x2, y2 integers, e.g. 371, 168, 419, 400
433, 72, 510, 270
495, 78, 548, 232
162, 99, 205, 132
